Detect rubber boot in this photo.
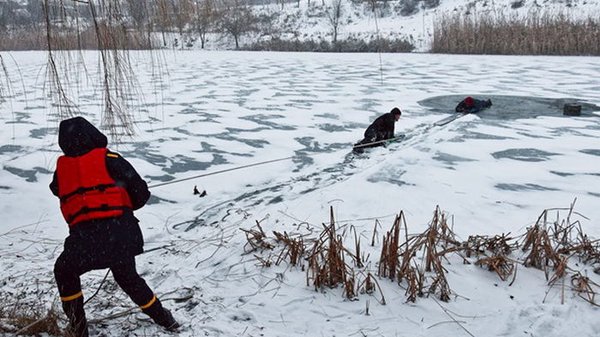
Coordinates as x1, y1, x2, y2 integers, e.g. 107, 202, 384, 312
62, 297, 89, 337
142, 298, 180, 331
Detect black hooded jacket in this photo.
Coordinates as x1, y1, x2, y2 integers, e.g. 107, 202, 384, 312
50, 117, 149, 210
50, 117, 150, 263
364, 112, 397, 141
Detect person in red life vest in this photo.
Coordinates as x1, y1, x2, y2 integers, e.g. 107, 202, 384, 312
50, 117, 178, 337
455, 96, 492, 113
355, 107, 402, 148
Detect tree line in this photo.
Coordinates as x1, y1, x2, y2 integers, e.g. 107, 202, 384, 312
0, 0, 415, 51
1, 0, 597, 54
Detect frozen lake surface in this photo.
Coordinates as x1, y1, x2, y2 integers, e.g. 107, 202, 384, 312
1, 51, 600, 337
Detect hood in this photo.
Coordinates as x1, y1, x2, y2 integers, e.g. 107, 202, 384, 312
58, 116, 108, 157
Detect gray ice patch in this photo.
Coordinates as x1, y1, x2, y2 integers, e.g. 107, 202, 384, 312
3, 166, 51, 182
239, 114, 296, 130
495, 183, 559, 191
30, 128, 55, 139
580, 149, 600, 157
0, 145, 22, 154
433, 152, 475, 165
164, 154, 227, 174
455, 131, 514, 141
316, 123, 349, 132
492, 148, 559, 162
5, 112, 33, 124
550, 171, 574, 177
292, 152, 314, 172
314, 113, 338, 119
367, 168, 409, 187
146, 174, 175, 183
146, 194, 177, 205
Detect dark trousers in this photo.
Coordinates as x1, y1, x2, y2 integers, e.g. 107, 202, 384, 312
54, 253, 154, 307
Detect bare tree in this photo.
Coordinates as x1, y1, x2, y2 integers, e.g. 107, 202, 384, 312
26, 0, 46, 24
326, 0, 344, 44
194, 0, 216, 49
217, 0, 257, 49
153, 0, 173, 47
277, 0, 287, 10
125, 0, 153, 46
125, 0, 149, 30
172, 0, 195, 44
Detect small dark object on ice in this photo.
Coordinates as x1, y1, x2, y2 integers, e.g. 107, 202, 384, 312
563, 103, 582, 116
193, 185, 207, 197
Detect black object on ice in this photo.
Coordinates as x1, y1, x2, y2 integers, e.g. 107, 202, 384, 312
563, 103, 582, 116
193, 185, 207, 197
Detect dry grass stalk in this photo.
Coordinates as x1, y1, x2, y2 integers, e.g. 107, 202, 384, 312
548, 255, 569, 286
464, 234, 517, 281
240, 221, 274, 253
521, 216, 561, 276
0, 301, 61, 336
378, 213, 402, 280
377, 207, 458, 302
475, 256, 515, 281
253, 254, 272, 267
351, 226, 364, 268
570, 236, 600, 265
428, 251, 452, 302
422, 206, 459, 272
371, 219, 381, 247
307, 207, 355, 299
343, 267, 357, 300
397, 216, 416, 282
555, 202, 600, 265
273, 231, 305, 267
550, 217, 576, 250
464, 234, 516, 258
247, 203, 600, 307
571, 272, 598, 305
361, 272, 376, 295
404, 265, 425, 303
357, 272, 387, 305
417, 207, 460, 301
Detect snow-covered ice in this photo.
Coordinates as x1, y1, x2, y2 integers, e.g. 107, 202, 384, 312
1, 51, 600, 336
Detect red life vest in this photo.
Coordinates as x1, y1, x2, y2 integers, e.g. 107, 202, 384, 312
56, 148, 133, 227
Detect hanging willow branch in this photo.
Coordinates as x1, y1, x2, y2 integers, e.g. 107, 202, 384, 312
43, 0, 151, 140
43, 0, 76, 116
0, 55, 9, 105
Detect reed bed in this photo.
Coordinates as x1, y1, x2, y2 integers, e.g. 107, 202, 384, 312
432, 11, 600, 55
244, 200, 600, 307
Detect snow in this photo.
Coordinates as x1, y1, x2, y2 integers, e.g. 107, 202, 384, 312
182, 0, 600, 51
1, 50, 600, 336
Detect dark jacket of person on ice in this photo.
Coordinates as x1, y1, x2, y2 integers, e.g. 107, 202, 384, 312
359, 107, 402, 145
455, 96, 492, 114
50, 117, 179, 337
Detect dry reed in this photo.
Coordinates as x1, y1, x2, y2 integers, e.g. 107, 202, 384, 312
432, 11, 600, 55
0, 300, 62, 336
245, 203, 599, 307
